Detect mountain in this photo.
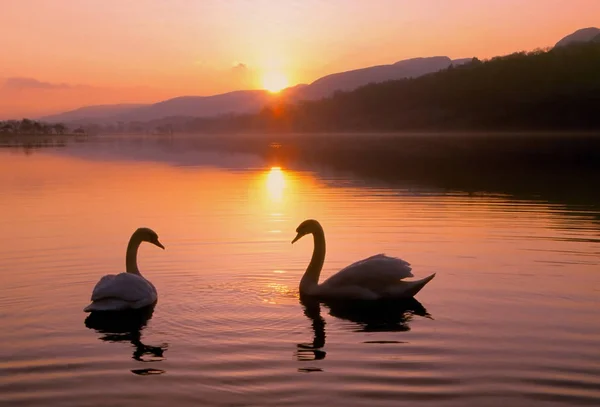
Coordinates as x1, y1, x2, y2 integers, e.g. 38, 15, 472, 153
28, 27, 600, 125
40, 103, 148, 123
112, 90, 275, 122
451, 58, 475, 65
40, 56, 471, 125
38, 92, 276, 125
289, 56, 470, 101
555, 27, 600, 48
187, 40, 600, 133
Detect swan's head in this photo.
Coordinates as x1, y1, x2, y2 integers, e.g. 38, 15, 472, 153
292, 219, 321, 244
134, 227, 165, 250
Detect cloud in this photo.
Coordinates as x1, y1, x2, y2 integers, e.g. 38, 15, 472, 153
230, 62, 255, 87
2, 77, 73, 90
231, 62, 248, 72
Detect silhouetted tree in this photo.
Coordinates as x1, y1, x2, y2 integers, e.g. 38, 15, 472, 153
0, 119, 71, 135
19, 119, 34, 134
53, 123, 67, 134
0, 122, 14, 133
32, 121, 43, 134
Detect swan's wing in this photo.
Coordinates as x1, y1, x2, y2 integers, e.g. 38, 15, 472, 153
91, 273, 156, 303
321, 254, 413, 290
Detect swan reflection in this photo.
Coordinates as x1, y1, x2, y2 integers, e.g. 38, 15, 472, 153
296, 296, 327, 365
296, 295, 431, 369
84, 305, 168, 375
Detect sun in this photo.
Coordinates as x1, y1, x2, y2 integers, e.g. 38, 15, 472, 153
262, 71, 289, 93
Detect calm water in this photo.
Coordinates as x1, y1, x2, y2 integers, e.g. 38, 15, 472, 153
1, 136, 599, 407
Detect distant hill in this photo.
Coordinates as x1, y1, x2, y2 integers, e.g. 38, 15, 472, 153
26, 27, 600, 127
451, 58, 474, 65
40, 103, 148, 123
555, 27, 600, 47
289, 56, 471, 100
112, 90, 275, 122
186, 41, 600, 133
38, 92, 277, 125
41, 56, 470, 125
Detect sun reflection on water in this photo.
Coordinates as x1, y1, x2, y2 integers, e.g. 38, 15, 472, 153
266, 166, 286, 203
261, 282, 296, 305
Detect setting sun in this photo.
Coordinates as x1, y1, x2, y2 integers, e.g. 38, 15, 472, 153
262, 72, 289, 93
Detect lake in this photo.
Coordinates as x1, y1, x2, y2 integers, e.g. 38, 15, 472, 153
0, 134, 599, 407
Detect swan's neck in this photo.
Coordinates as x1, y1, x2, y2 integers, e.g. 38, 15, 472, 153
300, 227, 326, 293
125, 235, 143, 276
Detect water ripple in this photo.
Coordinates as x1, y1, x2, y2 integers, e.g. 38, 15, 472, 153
0, 143, 599, 406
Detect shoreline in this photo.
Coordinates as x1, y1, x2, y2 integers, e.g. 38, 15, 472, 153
0, 133, 87, 138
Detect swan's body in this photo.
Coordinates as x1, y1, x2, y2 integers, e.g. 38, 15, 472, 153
84, 228, 164, 312
292, 219, 435, 300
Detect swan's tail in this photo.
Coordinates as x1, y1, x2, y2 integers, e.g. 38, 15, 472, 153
83, 298, 133, 312
389, 273, 436, 299
410, 273, 436, 296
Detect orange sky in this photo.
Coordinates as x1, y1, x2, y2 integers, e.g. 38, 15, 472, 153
0, 0, 599, 118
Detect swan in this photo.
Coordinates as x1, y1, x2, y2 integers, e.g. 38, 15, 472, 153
83, 227, 165, 312
291, 219, 435, 300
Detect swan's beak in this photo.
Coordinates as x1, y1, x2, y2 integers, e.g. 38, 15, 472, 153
154, 240, 165, 250
291, 233, 302, 244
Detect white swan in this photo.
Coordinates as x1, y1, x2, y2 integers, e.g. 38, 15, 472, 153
83, 228, 165, 312
292, 219, 435, 300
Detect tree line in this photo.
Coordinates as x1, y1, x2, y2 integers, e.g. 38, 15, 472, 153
31, 40, 600, 135
181, 40, 600, 133
0, 119, 85, 135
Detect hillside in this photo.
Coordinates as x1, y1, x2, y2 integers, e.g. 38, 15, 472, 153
40, 103, 148, 123
112, 90, 275, 122
183, 41, 600, 132
40, 56, 469, 125
288, 56, 470, 100
41, 26, 600, 128
555, 27, 600, 47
